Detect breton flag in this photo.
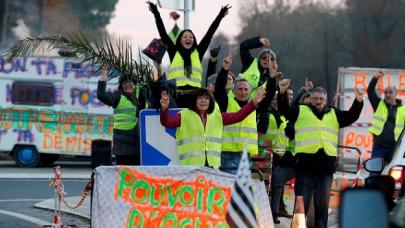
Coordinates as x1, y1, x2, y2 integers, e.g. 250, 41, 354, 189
226, 149, 258, 228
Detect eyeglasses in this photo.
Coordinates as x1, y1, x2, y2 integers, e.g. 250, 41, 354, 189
261, 55, 274, 61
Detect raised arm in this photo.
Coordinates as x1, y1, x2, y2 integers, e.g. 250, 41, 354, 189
159, 91, 181, 128
97, 71, 120, 108
197, 5, 230, 59
205, 46, 220, 82
147, 1, 176, 57
336, 87, 364, 128
214, 56, 232, 112
257, 60, 278, 112
367, 71, 383, 111
278, 79, 299, 123
239, 36, 270, 71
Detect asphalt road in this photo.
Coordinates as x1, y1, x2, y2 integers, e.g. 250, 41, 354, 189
0, 158, 91, 228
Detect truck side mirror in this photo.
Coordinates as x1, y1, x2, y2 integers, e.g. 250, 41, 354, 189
364, 157, 384, 174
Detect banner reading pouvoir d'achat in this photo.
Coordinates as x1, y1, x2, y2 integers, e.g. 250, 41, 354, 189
92, 166, 273, 228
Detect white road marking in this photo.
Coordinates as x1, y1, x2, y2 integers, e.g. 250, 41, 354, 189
0, 209, 50, 226
0, 199, 47, 202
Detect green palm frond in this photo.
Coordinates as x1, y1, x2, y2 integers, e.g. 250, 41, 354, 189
5, 32, 153, 87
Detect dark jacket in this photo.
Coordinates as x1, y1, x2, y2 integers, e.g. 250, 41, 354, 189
278, 92, 364, 173
153, 12, 224, 63
97, 81, 140, 156
368, 77, 402, 147
240, 36, 268, 76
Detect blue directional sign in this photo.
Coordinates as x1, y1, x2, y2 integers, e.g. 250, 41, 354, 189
139, 109, 181, 165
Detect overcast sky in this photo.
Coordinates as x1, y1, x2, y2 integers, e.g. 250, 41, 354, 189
107, 0, 240, 63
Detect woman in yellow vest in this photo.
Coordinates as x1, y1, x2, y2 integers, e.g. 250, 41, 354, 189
147, 1, 231, 108
239, 36, 279, 97
160, 87, 266, 168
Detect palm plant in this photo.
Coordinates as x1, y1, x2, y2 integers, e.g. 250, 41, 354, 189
5, 32, 153, 87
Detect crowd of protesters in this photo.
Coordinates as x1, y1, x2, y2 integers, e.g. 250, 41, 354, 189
94, 2, 405, 227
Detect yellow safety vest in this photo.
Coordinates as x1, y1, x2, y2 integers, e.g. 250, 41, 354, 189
168, 50, 202, 88
113, 95, 138, 130
294, 105, 339, 156
240, 58, 262, 98
369, 100, 405, 141
221, 91, 258, 156
176, 108, 222, 168
263, 114, 289, 155
395, 106, 405, 140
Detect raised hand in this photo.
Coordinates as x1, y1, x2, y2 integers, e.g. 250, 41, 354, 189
259, 38, 270, 46
373, 71, 384, 79
98, 67, 108, 81
210, 46, 221, 58
304, 77, 313, 91
269, 61, 278, 78
219, 4, 232, 17
354, 86, 365, 102
253, 86, 266, 106
279, 79, 291, 94
160, 90, 170, 111
223, 55, 232, 70
146, 1, 159, 15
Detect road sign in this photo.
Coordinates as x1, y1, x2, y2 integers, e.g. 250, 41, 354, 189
139, 109, 181, 165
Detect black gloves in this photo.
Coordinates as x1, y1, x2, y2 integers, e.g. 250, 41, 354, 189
147, 1, 159, 15
210, 46, 221, 58
218, 4, 231, 18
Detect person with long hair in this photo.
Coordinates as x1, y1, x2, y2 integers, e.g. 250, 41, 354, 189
147, 1, 231, 108
160, 87, 266, 168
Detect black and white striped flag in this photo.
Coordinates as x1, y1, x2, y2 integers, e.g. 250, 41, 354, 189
226, 149, 258, 228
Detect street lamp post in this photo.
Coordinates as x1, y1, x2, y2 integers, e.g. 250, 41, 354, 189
183, 0, 190, 30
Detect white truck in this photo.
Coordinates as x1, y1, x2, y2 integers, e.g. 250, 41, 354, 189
0, 55, 116, 167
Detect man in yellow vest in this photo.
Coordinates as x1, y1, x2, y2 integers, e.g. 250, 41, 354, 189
258, 93, 295, 223
97, 72, 144, 165
368, 71, 404, 163
278, 80, 364, 228
214, 55, 278, 174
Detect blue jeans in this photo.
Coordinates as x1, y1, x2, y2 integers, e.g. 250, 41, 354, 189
220, 152, 252, 175
294, 172, 333, 228
371, 145, 394, 164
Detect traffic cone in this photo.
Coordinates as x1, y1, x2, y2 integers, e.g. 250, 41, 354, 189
291, 195, 306, 228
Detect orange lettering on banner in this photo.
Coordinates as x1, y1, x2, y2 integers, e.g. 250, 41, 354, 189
43, 134, 54, 149
344, 131, 373, 149
398, 73, 405, 96
353, 71, 367, 90
42, 133, 91, 153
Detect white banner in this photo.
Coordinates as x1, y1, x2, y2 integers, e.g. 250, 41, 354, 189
92, 166, 273, 227
336, 67, 405, 154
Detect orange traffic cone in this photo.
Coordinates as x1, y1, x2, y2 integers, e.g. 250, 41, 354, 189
291, 195, 306, 228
